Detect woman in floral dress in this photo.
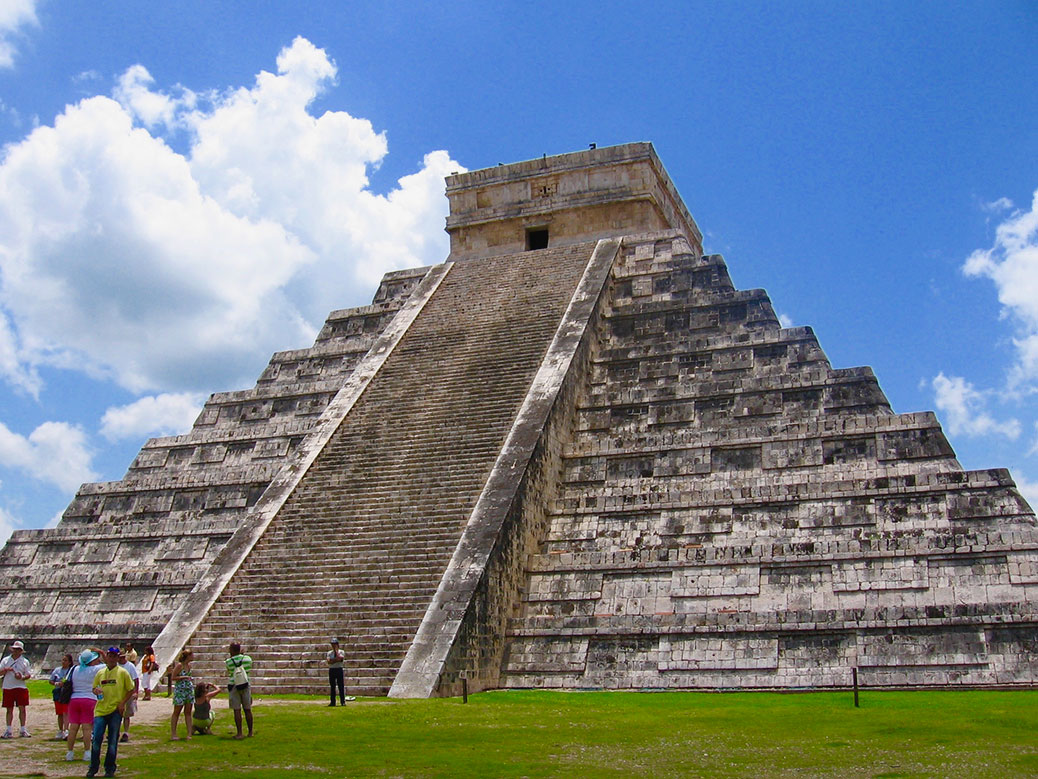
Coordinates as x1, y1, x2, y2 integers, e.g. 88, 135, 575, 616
169, 649, 195, 740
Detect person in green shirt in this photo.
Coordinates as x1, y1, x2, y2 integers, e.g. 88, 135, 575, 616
88, 647, 134, 778
225, 643, 254, 740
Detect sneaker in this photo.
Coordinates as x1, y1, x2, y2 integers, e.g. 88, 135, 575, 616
83, 753, 91, 762
66, 750, 75, 761
344, 696, 356, 701
19, 728, 29, 738
55, 731, 64, 740
120, 733, 128, 742
0, 730, 10, 739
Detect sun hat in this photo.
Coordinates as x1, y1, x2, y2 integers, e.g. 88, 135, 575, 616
79, 649, 99, 667
10, 641, 23, 650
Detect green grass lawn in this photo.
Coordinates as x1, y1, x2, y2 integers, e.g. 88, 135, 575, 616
25, 687, 1038, 777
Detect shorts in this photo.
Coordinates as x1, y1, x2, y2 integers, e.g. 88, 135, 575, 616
123, 698, 137, 717
140, 672, 152, 690
192, 710, 215, 731
228, 684, 252, 710
54, 700, 69, 716
68, 698, 96, 725
1, 688, 28, 708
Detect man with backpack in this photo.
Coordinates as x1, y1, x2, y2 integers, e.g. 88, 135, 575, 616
225, 643, 253, 740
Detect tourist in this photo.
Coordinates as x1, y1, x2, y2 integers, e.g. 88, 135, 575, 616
169, 649, 194, 740
226, 642, 253, 739
139, 645, 157, 700
117, 650, 140, 742
326, 638, 345, 706
0, 640, 32, 738
121, 642, 138, 666
191, 682, 220, 735
66, 649, 102, 762
88, 647, 134, 778
48, 653, 74, 740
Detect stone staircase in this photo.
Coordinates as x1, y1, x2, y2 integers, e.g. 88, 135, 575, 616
501, 233, 1038, 689
183, 243, 597, 695
0, 267, 428, 667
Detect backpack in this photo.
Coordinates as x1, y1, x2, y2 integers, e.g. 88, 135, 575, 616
57, 667, 74, 704
231, 657, 249, 689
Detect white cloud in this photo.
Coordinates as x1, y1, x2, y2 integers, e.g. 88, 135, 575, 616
982, 197, 1014, 214
777, 311, 793, 328
0, 309, 39, 395
932, 372, 1020, 440
0, 37, 462, 397
1012, 472, 1038, 513
0, 418, 96, 492
0, 504, 19, 547
113, 65, 186, 130
0, 96, 22, 128
100, 392, 205, 441
963, 189, 1038, 386
0, 0, 36, 69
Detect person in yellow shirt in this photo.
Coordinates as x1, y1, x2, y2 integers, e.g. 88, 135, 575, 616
87, 647, 135, 778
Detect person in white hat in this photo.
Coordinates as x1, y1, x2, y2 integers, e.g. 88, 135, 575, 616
0, 640, 32, 738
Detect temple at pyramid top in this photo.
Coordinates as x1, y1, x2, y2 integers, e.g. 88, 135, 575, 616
445, 142, 702, 258
1, 142, 1036, 697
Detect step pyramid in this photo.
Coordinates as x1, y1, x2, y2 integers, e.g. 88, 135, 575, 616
1, 143, 1035, 694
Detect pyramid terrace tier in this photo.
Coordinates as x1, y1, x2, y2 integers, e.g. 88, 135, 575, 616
122, 426, 314, 482
501, 622, 1038, 689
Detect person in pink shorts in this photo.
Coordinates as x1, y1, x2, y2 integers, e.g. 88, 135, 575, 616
65, 649, 102, 763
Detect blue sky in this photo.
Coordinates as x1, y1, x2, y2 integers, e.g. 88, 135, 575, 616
0, 1, 1036, 541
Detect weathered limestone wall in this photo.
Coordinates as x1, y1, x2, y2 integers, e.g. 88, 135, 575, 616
502, 232, 1038, 689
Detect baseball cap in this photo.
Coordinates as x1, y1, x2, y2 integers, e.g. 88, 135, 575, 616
106, 646, 120, 654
